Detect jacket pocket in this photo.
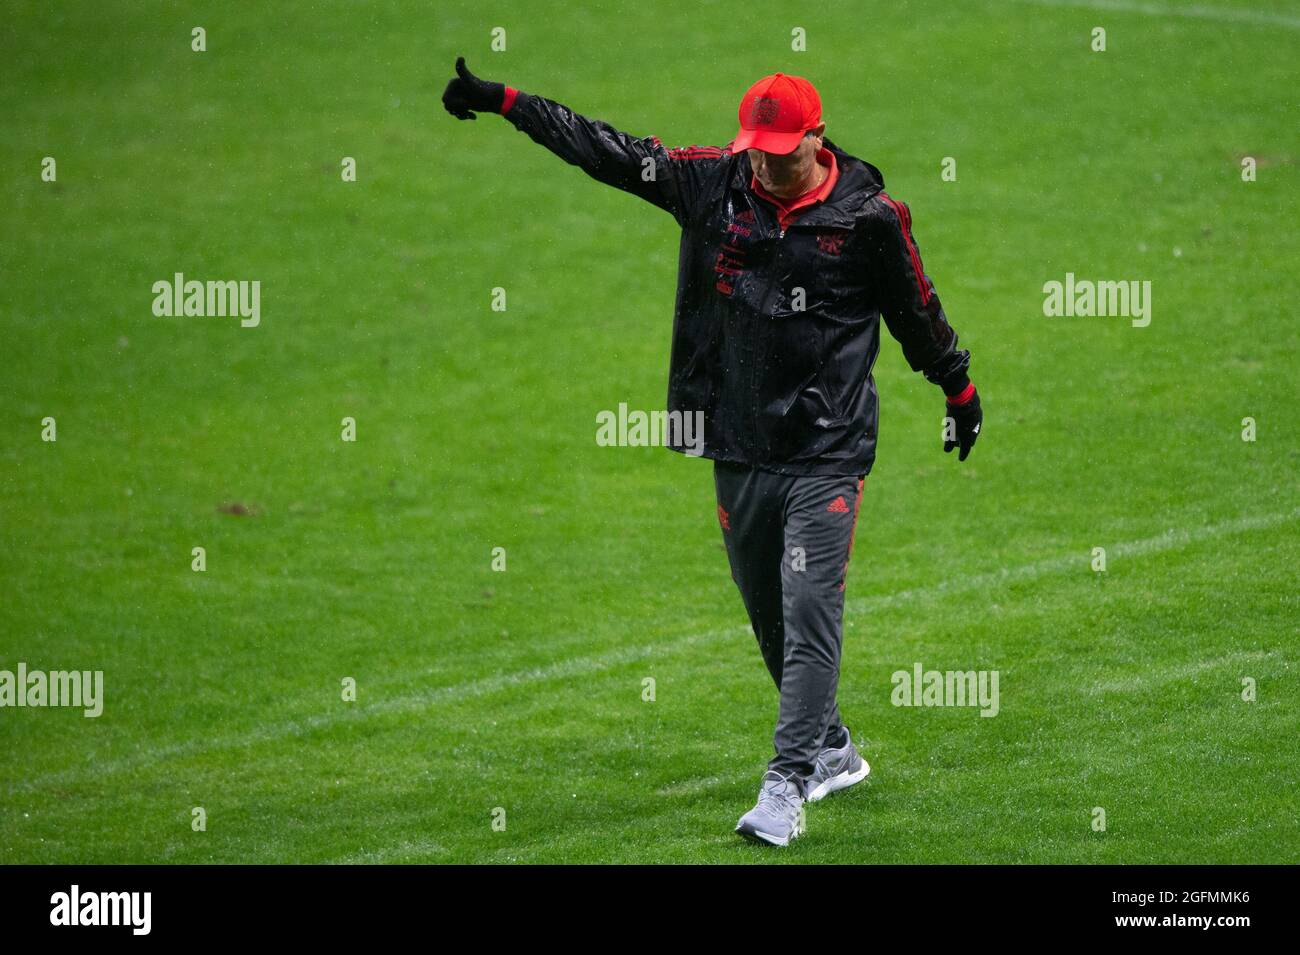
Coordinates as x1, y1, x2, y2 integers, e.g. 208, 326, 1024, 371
814, 368, 850, 425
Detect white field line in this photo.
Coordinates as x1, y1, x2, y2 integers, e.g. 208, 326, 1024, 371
1006, 0, 1300, 30
847, 506, 1300, 616
6, 506, 1296, 797
4, 628, 746, 797
329, 839, 449, 864
1085, 648, 1277, 695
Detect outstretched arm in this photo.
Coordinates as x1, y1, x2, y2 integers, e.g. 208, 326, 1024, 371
865, 192, 983, 461
442, 57, 726, 225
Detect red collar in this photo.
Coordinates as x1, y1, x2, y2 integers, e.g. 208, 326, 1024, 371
750, 148, 839, 230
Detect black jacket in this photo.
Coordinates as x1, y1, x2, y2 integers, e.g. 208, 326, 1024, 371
502, 91, 972, 476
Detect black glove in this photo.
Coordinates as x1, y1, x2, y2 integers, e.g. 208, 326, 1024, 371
943, 388, 982, 461
441, 56, 505, 120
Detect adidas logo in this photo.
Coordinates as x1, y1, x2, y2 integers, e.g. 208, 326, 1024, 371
827, 496, 850, 513
717, 504, 731, 531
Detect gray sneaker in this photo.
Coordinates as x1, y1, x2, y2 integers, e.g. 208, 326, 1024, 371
735, 771, 806, 846
804, 727, 870, 802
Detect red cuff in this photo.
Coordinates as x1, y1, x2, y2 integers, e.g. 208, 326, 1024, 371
946, 381, 977, 407
500, 86, 519, 115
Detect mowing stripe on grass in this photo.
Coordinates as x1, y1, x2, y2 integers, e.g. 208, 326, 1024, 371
7, 507, 1296, 797
1008, 0, 1300, 30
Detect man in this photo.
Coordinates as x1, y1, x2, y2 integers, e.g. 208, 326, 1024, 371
443, 60, 982, 846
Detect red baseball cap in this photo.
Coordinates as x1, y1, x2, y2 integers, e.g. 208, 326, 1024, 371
732, 73, 823, 155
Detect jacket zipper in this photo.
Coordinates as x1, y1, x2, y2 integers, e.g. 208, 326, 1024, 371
747, 222, 787, 456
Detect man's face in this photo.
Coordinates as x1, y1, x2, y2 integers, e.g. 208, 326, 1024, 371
748, 124, 825, 197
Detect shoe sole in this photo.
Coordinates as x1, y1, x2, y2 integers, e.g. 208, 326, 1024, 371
735, 818, 805, 847
805, 758, 870, 803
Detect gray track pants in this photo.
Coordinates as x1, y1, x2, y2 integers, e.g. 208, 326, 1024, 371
713, 460, 865, 784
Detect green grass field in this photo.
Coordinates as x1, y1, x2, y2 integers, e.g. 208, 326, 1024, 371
1, 0, 1297, 864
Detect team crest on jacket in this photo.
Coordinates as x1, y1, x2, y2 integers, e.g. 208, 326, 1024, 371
817, 231, 849, 256
716, 208, 757, 296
